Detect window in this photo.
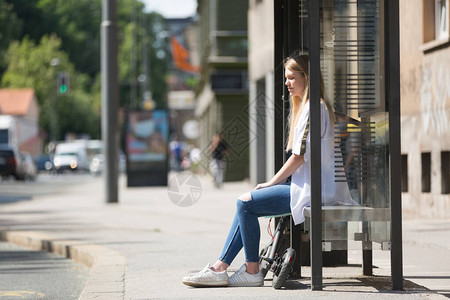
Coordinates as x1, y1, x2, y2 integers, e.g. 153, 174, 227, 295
442, 151, 450, 194
422, 152, 431, 193
0, 129, 8, 144
436, 0, 449, 40
422, 0, 449, 51
401, 154, 408, 192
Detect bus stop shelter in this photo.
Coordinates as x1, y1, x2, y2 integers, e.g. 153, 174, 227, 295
273, 0, 402, 291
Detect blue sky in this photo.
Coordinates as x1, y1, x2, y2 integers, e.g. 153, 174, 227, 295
141, 0, 197, 18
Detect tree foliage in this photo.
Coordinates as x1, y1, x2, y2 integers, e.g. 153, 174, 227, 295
0, 0, 22, 73
1, 0, 170, 142
117, 7, 170, 109
6, 0, 102, 78
1, 35, 100, 140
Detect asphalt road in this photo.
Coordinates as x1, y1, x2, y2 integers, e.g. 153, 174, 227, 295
0, 173, 92, 299
0, 241, 89, 299
0, 172, 94, 204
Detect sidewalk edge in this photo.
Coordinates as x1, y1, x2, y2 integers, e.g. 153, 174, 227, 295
0, 230, 125, 300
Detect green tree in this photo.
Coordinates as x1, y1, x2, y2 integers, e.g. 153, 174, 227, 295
146, 12, 170, 108
1, 35, 100, 140
6, 0, 102, 79
6, 0, 169, 109
1, 0, 169, 141
0, 0, 22, 73
117, 9, 170, 109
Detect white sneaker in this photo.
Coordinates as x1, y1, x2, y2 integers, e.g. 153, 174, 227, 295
229, 264, 264, 287
182, 264, 229, 287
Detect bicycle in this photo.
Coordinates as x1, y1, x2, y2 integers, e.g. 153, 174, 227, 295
259, 214, 296, 289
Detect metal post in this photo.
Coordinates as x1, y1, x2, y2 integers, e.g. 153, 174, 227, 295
308, 0, 323, 290
274, 0, 284, 172
287, 0, 303, 279
101, 0, 119, 203
141, 15, 150, 103
362, 220, 373, 275
282, 0, 288, 164
50, 58, 60, 144
50, 75, 57, 143
130, 0, 137, 109
287, 0, 300, 54
386, 0, 403, 291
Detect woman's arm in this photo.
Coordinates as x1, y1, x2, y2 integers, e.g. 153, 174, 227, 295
254, 154, 304, 190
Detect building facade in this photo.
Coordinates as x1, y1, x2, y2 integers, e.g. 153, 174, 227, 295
247, 0, 450, 218
0, 88, 41, 156
248, 0, 276, 184
195, 0, 250, 181
400, 0, 450, 218
166, 17, 198, 146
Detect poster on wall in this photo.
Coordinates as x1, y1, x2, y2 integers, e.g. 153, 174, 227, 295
126, 110, 169, 186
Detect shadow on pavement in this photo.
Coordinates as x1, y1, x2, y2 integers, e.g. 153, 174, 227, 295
269, 275, 445, 296
0, 195, 32, 204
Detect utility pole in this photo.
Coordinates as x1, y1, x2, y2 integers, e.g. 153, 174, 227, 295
50, 58, 60, 145
140, 14, 154, 110
130, 0, 137, 109
101, 0, 119, 203
141, 14, 149, 102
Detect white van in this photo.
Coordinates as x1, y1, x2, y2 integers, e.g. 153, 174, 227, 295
53, 141, 89, 172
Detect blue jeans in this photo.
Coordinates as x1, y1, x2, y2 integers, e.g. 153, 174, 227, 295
218, 183, 291, 265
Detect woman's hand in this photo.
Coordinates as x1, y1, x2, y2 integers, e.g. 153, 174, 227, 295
253, 154, 304, 191
253, 181, 274, 190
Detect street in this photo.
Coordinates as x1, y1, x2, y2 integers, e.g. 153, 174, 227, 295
0, 173, 93, 299
0, 241, 89, 299
0, 173, 94, 204
0, 172, 448, 299
0, 0, 448, 299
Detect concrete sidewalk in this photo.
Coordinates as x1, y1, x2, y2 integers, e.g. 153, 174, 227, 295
0, 172, 449, 299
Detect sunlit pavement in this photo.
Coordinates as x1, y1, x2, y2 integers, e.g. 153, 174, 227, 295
0, 171, 449, 299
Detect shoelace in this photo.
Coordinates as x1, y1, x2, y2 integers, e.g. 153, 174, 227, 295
231, 272, 254, 284
191, 266, 227, 282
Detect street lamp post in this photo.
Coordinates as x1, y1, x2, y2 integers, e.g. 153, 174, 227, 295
101, 0, 119, 203
50, 58, 60, 145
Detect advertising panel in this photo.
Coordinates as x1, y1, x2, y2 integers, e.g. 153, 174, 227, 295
126, 110, 169, 186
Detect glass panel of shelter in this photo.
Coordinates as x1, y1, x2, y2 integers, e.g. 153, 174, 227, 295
302, 0, 391, 251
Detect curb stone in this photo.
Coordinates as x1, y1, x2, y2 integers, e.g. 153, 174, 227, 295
0, 230, 125, 300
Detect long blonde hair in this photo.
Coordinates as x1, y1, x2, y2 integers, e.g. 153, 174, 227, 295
285, 54, 335, 151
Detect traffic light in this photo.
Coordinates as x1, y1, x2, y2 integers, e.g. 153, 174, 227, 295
57, 72, 69, 94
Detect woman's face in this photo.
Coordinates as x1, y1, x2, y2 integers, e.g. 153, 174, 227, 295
285, 68, 306, 98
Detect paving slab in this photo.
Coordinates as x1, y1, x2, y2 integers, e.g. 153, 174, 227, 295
0, 172, 449, 299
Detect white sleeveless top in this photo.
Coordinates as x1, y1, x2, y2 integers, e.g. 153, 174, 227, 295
290, 101, 355, 225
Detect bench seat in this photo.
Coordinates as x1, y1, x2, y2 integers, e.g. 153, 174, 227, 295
304, 206, 390, 222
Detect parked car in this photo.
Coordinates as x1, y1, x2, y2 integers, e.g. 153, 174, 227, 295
53, 141, 89, 173
20, 152, 37, 180
89, 153, 127, 176
36, 154, 54, 172
0, 144, 24, 180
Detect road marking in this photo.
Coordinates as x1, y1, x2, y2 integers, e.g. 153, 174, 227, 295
0, 291, 45, 298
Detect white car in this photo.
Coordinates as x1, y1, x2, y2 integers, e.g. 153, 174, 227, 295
53, 142, 89, 173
